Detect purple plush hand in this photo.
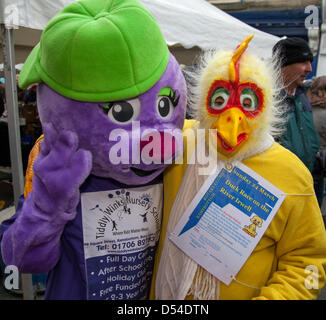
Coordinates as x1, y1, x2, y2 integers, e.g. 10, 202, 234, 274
0, 123, 92, 272
31, 123, 92, 215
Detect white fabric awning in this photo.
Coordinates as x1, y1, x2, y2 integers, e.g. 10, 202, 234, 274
0, 63, 23, 71
2, 0, 279, 57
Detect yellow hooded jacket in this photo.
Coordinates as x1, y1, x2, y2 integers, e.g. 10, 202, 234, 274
150, 120, 326, 300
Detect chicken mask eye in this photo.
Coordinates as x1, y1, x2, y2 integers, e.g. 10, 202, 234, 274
99, 98, 141, 124
156, 87, 179, 120
240, 88, 258, 111
210, 87, 229, 110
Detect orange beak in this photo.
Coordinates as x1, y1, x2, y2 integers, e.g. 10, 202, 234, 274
210, 108, 250, 155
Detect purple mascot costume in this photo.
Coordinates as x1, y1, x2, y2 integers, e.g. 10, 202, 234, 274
0, 0, 186, 300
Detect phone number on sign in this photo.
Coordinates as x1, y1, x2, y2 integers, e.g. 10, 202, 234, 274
95, 235, 155, 252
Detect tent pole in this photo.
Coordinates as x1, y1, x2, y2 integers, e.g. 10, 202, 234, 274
1, 23, 34, 301
0, 26, 24, 207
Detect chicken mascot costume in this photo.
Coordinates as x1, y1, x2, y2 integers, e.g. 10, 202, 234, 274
151, 35, 326, 300
0, 0, 187, 300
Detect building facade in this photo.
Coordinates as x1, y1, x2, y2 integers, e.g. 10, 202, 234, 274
208, 0, 322, 77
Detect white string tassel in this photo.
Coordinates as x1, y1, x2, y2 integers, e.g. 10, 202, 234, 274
231, 275, 260, 290
188, 266, 220, 300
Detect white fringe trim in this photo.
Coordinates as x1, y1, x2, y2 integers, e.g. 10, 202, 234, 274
188, 266, 221, 300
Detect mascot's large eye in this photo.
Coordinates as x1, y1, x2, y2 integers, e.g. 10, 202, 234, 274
240, 89, 258, 111
156, 87, 179, 120
99, 98, 141, 124
210, 87, 229, 110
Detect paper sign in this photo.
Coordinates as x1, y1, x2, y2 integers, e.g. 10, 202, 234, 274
169, 163, 286, 285
81, 184, 162, 300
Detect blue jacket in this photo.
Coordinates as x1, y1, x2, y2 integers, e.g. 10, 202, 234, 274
278, 86, 320, 172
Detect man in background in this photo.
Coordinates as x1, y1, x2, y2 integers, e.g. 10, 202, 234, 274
273, 37, 320, 174
306, 76, 326, 223
273, 38, 326, 216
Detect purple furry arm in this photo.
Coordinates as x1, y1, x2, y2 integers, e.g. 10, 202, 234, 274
0, 123, 92, 273
0, 193, 76, 273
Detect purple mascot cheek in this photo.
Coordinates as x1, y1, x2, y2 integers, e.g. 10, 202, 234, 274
37, 53, 187, 185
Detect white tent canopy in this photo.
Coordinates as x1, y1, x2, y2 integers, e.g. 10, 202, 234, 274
0, 63, 23, 71
142, 0, 279, 56
3, 0, 279, 57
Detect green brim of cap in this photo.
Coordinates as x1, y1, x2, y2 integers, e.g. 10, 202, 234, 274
18, 46, 169, 103
18, 43, 41, 89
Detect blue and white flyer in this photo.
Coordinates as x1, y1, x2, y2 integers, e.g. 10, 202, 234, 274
81, 184, 162, 300
169, 163, 286, 285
